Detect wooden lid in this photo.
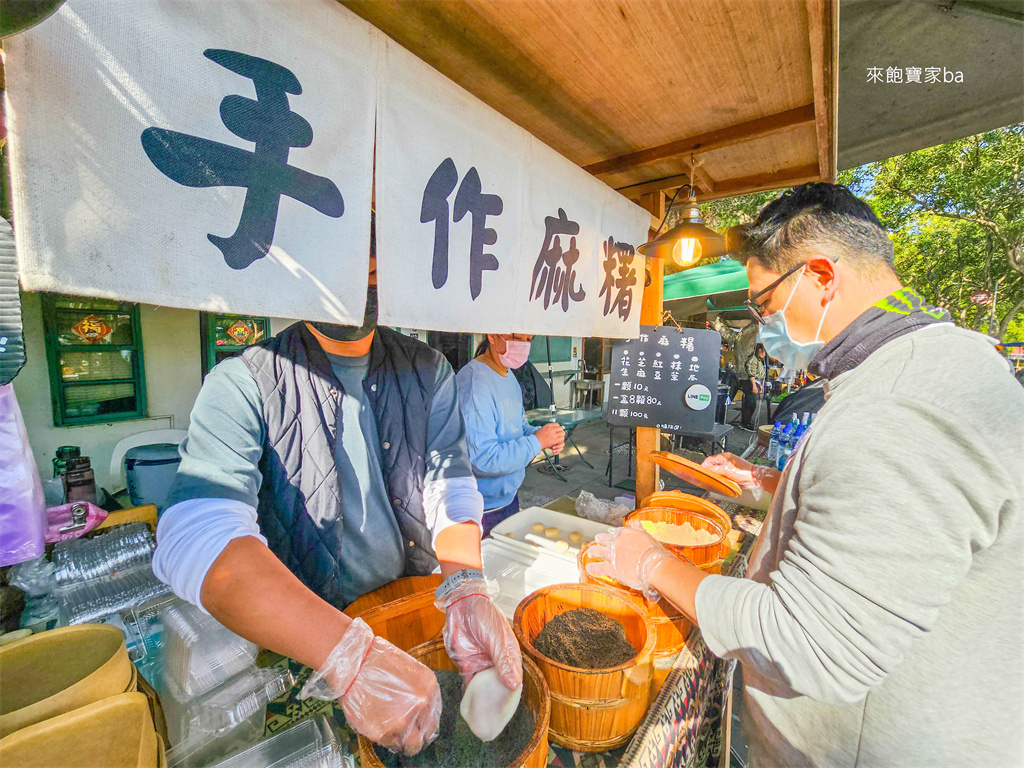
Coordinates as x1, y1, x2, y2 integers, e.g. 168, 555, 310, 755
649, 452, 742, 497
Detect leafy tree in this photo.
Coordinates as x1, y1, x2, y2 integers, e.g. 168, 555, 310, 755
691, 124, 1024, 340
857, 124, 1023, 340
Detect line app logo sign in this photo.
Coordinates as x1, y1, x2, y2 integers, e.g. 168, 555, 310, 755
684, 384, 712, 411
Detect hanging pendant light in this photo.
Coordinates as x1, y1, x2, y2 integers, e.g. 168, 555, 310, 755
637, 184, 727, 270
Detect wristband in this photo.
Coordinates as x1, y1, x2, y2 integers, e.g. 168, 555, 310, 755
434, 568, 484, 603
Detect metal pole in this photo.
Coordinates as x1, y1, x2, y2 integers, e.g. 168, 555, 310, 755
545, 336, 556, 412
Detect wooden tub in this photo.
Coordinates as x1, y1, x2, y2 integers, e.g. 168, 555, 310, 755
513, 583, 655, 752
358, 637, 550, 768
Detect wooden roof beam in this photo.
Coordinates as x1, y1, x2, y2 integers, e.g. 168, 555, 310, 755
584, 105, 816, 177
618, 173, 695, 200
697, 163, 820, 202
616, 163, 714, 201
806, 0, 839, 181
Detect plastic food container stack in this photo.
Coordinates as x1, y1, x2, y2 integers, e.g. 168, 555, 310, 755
53, 522, 156, 586
206, 716, 354, 768
161, 601, 259, 700
57, 565, 172, 625
164, 666, 294, 768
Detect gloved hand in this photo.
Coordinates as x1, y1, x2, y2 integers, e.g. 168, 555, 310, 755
701, 452, 775, 490
299, 618, 441, 756
435, 579, 523, 690
585, 527, 674, 601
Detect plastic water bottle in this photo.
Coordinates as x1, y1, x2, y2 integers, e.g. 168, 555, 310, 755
777, 416, 800, 471
777, 433, 793, 471
767, 421, 783, 463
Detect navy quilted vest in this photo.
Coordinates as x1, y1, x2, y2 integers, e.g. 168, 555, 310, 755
240, 322, 441, 608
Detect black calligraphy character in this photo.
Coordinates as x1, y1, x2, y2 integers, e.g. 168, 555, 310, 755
531, 208, 585, 312
599, 237, 637, 320
420, 157, 459, 290
421, 160, 502, 300
141, 49, 344, 270
453, 167, 502, 300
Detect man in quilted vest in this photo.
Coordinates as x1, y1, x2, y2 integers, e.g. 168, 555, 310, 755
154, 250, 521, 757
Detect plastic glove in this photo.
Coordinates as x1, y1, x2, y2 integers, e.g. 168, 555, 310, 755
585, 527, 674, 601
299, 617, 441, 756
701, 452, 774, 490
435, 579, 523, 690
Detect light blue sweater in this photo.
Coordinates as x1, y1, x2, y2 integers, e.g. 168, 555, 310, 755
455, 360, 541, 510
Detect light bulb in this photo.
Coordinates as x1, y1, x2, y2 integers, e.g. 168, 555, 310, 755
672, 237, 702, 266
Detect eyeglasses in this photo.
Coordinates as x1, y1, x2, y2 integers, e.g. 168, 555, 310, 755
743, 257, 839, 325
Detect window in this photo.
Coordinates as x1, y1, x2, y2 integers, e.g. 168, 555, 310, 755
41, 295, 146, 426
200, 314, 270, 375
528, 336, 574, 365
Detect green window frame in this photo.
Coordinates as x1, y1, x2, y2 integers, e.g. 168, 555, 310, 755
41, 294, 147, 427
200, 313, 271, 376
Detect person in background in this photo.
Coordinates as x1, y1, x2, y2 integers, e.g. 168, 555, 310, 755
715, 314, 757, 393
740, 343, 768, 429
154, 243, 521, 757
457, 335, 565, 534
589, 183, 1022, 768
772, 372, 826, 424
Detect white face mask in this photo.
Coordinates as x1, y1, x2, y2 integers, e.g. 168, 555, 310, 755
757, 270, 832, 370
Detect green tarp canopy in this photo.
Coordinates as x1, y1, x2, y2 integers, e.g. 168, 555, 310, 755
662, 258, 751, 320
664, 258, 748, 302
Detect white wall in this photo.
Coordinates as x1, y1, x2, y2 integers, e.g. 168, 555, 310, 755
13, 303, 582, 494
14, 294, 203, 492
14, 295, 296, 492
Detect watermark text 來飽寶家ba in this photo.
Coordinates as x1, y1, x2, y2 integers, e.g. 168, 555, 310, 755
866, 66, 963, 84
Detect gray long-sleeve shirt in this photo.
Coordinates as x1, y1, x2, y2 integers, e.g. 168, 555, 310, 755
695, 324, 1023, 767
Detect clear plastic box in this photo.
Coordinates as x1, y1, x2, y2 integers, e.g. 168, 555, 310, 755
206, 717, 354, 768
162, 601, 259, 699
53, 522, 155, 586
57, 563, 172, 625
125, 592, 184, 662
165, 666, 294, 768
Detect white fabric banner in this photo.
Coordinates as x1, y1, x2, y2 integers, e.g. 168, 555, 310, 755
375, 38, 649, 339
5, 0, 378, 323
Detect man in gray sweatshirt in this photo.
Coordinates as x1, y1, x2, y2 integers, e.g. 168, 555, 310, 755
589, 183, 1023, 767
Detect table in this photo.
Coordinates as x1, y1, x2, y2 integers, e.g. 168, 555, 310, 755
525, 407, 604, 481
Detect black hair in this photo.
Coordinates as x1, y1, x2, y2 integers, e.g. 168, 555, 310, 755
474, 337, 490, 357
730, 182, 895, 277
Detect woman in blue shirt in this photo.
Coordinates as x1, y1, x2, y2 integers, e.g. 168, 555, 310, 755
456, 334, 565, 534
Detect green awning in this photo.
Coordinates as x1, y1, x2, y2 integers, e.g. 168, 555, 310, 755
663, 258, 748, 302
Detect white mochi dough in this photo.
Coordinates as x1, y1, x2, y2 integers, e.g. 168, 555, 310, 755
459, 668, 523, 742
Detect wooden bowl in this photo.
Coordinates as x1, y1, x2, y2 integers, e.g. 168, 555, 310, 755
343, 576, 444, 653
624, 506, 727, 568
513, 583, 655, 752
358, 638, 550, 768
637, 492, 733, 552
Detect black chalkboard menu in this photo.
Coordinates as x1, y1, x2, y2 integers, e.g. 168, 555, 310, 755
607, 325, 721, 432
